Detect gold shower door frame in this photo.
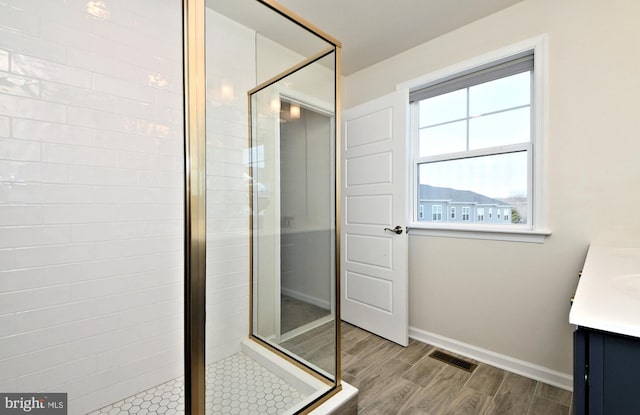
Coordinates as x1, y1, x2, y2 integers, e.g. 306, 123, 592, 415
183, 1, 342, 414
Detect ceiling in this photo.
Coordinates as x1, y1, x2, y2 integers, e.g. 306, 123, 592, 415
275, 0, 524, 75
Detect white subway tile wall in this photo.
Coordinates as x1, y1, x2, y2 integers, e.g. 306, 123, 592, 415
204, 9, 253, 364
0, 1, 186, 414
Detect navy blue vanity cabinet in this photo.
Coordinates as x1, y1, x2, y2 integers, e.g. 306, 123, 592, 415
574, 327, 640, 415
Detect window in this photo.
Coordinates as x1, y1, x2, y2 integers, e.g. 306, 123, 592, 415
450, 207, 456, 219
432, 205, 442, 221
411, 48, 538, 235
462, 207, 470, 221
418, 205, 424, 219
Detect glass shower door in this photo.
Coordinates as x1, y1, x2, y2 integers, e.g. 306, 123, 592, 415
250, 50, 338, 380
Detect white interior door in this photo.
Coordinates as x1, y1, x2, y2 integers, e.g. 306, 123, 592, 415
341, 89, 409, 346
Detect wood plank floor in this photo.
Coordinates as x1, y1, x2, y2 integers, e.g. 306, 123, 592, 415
281, 321, 335, 374
341, 322, 573, 415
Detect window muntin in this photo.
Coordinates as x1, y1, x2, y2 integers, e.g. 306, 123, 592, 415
417, 70, 531, 158
412, 52, 533, 229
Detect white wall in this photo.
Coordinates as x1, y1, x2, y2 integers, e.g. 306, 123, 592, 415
0, 0, 184, 413
343, 0, 640, 379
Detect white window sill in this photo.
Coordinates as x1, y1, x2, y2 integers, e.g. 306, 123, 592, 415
407, 224, 551, 243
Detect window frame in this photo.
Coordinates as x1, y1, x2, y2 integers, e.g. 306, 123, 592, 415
462, 207, 470, 222
400, 35, 550, 243
432, 204, 443, 222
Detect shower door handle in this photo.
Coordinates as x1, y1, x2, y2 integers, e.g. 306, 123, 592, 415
384, 225, 403, 235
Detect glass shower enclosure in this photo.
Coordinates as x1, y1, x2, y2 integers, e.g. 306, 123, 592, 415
0, 0, 341, 414
250, 51, 338, 379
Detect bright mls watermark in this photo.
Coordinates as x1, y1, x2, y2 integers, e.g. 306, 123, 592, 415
0, 394, 67, 415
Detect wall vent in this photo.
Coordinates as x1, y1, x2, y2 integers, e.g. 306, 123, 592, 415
429, 350, 478, 373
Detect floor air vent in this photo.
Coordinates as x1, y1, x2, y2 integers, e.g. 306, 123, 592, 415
429, 350, 478, 373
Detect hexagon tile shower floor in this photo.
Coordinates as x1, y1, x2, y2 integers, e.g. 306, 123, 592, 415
89, 353, 308, 415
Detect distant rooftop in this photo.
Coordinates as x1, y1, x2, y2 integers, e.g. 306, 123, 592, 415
419, 184, 509, 206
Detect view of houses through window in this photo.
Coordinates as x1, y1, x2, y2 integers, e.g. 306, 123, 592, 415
419, 184, 525, 225
412, 51, 533, 227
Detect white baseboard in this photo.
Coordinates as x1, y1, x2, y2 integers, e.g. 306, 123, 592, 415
282, 287, 331, 310
409, 326, 573, 391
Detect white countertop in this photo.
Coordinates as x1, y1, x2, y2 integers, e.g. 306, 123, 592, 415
569, 245, 640, 337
